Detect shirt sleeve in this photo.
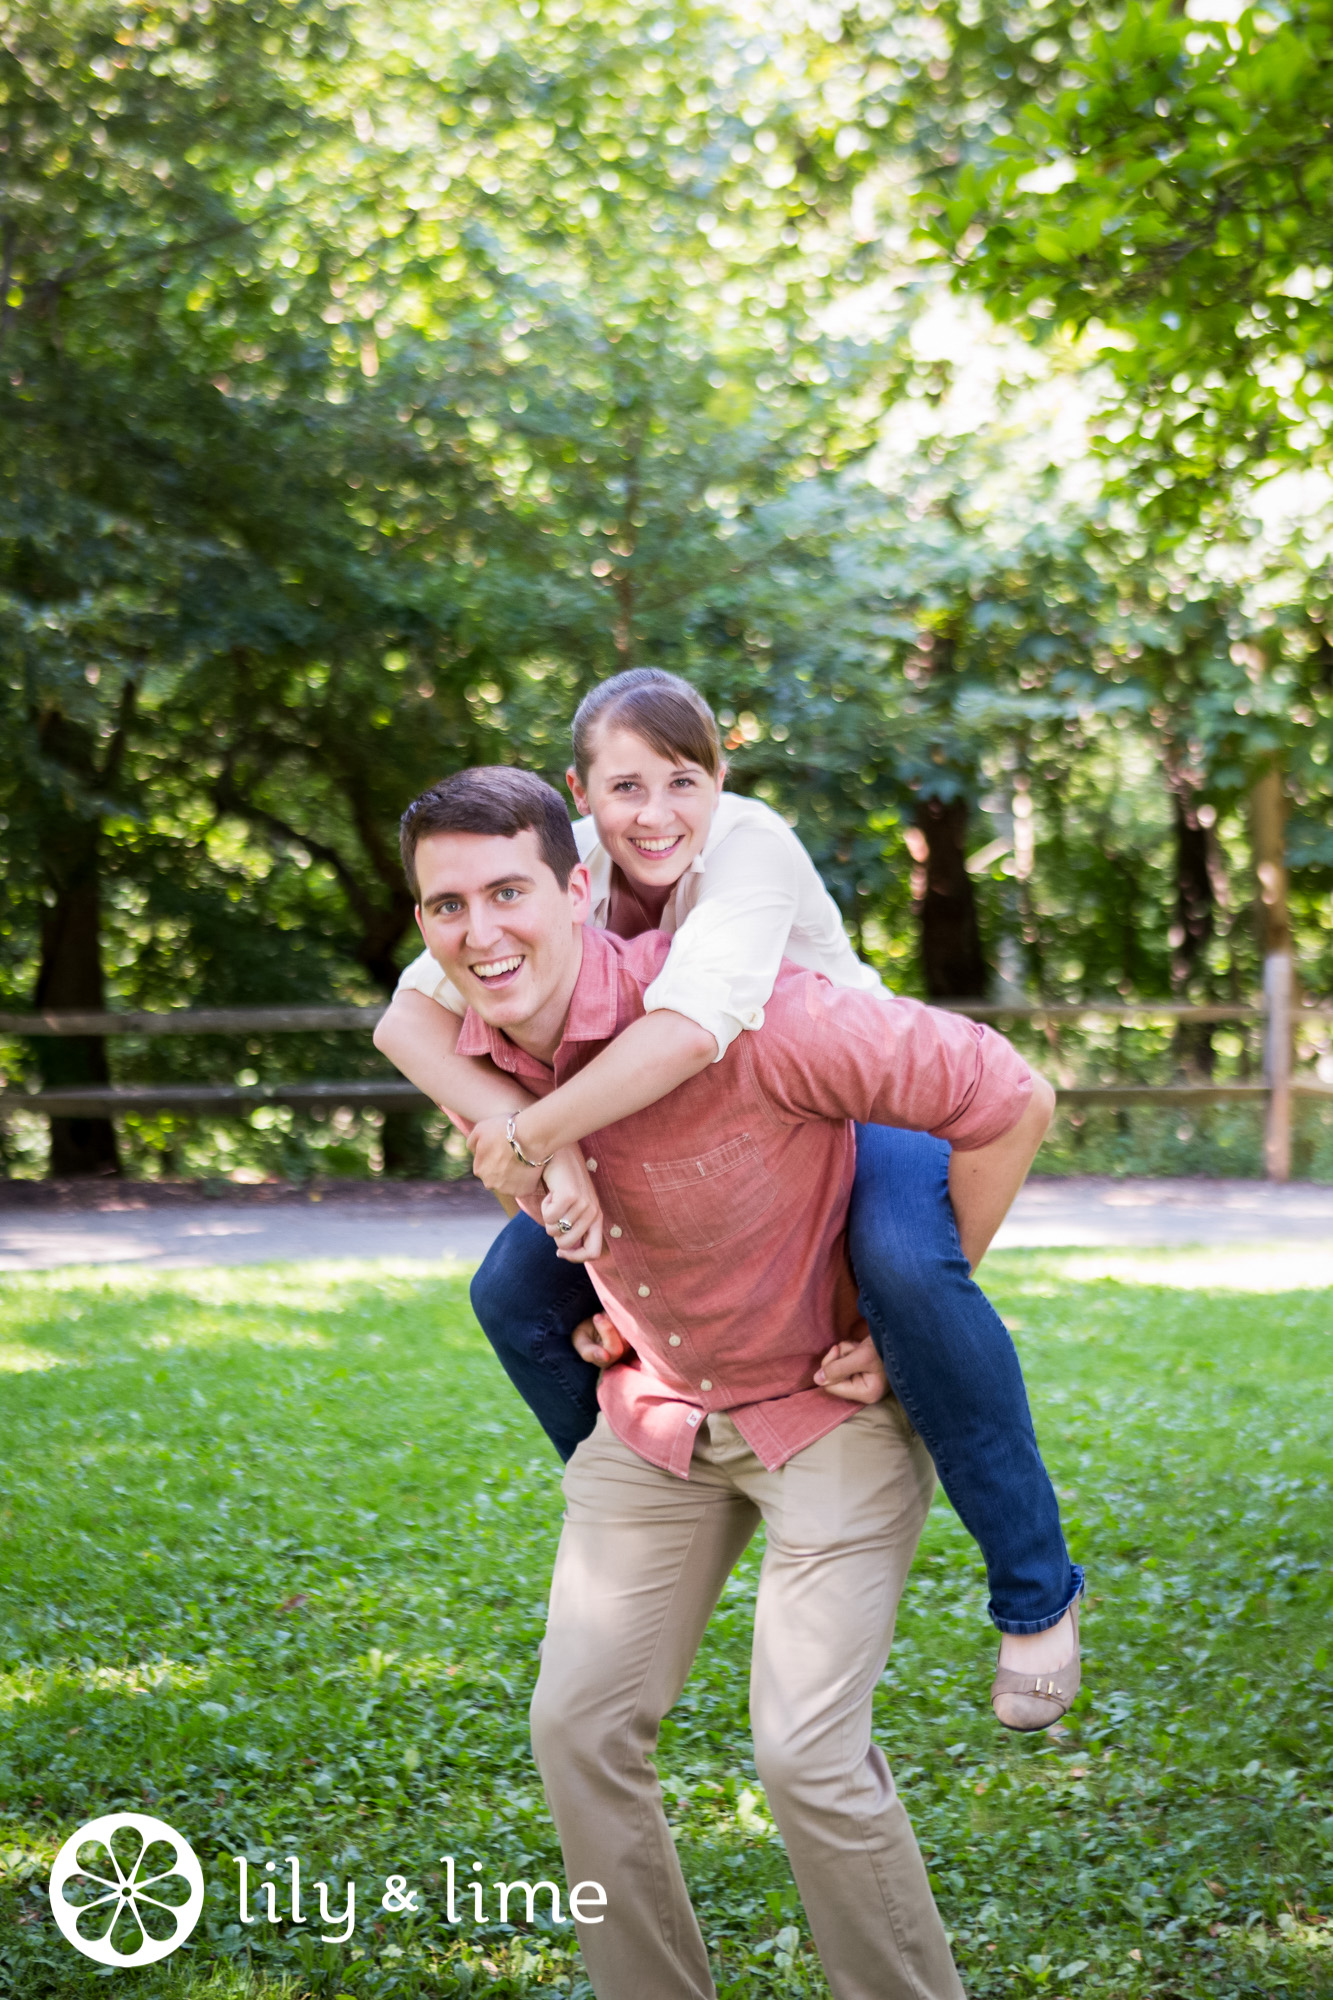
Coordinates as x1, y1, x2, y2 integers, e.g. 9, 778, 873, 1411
394, 947, 467, 1016
750, 970, 1034, 1150
642, 819, 803, 1060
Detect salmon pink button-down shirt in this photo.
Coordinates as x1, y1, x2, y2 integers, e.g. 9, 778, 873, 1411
456, 928, 1034, 1480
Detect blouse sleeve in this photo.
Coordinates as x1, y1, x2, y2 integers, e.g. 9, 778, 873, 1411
394, 947, 467, 1016
642, 818, 803, 1060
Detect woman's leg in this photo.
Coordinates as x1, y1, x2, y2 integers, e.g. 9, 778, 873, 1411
847, 1124, 1083, 1636
469, 1211, 603, 1462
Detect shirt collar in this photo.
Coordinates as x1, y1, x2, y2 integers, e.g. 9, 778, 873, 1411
454, 928, 622, 1073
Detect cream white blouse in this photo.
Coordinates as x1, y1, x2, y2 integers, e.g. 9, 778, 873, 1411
396, 791, 887, 1059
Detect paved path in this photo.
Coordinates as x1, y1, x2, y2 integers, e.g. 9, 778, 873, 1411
0, 1177, 1328, 1275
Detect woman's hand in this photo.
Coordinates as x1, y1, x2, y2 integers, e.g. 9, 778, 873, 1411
539, 1147, 604, 1262
814, 1336, 888, 1405
571, 1312, 627, 1366
469, 1113, 547, 1198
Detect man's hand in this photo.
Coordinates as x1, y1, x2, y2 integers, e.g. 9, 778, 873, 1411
814, 1336, 888, 1405
469, 1113, 546, 1197
571, 1312, 627, 1366
540, 1148, 604, 1262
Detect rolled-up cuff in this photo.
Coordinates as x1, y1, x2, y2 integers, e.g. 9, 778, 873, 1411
989, 1564, 1085, 1636
641, 983, 758, 1062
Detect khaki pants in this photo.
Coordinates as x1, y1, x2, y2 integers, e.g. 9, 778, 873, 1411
529, 1403, 966, 2000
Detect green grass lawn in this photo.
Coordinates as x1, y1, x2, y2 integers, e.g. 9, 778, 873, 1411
0, 1252, 1329, 2000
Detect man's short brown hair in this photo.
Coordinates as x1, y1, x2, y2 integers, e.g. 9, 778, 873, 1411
399, 767, 580, 900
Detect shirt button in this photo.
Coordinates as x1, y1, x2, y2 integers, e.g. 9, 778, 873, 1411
699, 1379, 712, 1392
638, 1284, 651, 1298
586, 1158, 597, 1172
668, 1334, 681, 1347
609, 1225, 622, 1239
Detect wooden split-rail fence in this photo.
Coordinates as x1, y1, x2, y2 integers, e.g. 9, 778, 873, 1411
1, 952, 1329, 1181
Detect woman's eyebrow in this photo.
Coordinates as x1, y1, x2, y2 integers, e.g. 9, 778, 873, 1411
605, 764, 699, 781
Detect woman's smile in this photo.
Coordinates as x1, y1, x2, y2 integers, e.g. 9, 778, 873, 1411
628, 834, 685, 858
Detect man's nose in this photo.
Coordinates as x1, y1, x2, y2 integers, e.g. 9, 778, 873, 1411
464, 901, 508, 949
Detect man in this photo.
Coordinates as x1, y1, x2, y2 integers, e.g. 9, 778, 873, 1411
402, 766, 1053, 2000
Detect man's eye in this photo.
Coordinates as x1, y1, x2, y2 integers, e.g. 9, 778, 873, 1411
495, 887, 520, 902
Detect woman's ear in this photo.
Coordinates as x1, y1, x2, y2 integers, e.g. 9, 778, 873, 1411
715, 761, 728, 794
566, 764, 592, 817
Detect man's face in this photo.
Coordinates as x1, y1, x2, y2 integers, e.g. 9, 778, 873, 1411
414, 827, 590, 1055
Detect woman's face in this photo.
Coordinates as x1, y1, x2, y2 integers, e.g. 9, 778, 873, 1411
568, 725, 725, 890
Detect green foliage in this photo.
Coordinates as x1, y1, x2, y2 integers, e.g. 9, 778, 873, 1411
0, 1251, 1330, 1995
925, 0, 1333, 521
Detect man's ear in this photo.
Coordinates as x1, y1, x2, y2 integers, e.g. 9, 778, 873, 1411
567, 861, 592, 927
414, 905, 427, 945
566, 764, 592, 817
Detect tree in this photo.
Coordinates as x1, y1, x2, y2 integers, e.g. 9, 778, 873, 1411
923, 0, 1333, 523
0, 0, 356, 1168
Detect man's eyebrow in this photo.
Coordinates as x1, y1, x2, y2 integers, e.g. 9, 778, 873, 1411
422, 874, 535, 909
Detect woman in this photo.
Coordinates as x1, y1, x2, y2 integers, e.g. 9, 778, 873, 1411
375, 669, 1082, 1729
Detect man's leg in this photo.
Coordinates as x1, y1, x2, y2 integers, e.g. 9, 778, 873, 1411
740, 1402, 966, 2000
530, 1416, 758, 2000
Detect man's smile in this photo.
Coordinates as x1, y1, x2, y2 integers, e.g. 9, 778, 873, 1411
470, 953, 526, 987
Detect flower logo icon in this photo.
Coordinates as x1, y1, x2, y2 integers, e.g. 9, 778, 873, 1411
49, 1813, 204, 1967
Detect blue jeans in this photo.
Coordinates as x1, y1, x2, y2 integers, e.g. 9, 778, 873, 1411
469, 1125, 1082, 1633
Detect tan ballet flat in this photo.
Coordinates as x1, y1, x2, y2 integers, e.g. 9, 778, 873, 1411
990, 1599, 1081, 1733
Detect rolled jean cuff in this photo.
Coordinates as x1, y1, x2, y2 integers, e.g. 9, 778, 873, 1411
988, 1564, 1085, 1637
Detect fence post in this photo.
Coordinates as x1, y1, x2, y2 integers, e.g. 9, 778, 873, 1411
1263, 951, 1293, 1182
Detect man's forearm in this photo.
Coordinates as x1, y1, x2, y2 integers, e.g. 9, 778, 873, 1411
372, 988, 536, 1122
947, 1075, 1056, 1271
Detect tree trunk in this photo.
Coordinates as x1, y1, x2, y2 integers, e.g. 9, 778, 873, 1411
1166, 764, 1216, 1077
380, 1104, 431, 1177
34, 813, 121, 1177
1250, 760, 1293, 1181
1249, 760, 1291, 958
913, 796, 988, 1000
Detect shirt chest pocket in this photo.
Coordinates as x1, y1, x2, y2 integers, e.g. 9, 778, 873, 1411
641, 1132, 779, 1251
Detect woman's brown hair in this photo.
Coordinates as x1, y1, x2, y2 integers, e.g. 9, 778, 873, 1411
571, 668, 722, 782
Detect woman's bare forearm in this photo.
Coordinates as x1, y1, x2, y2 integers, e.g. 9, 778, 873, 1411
372, 988, 536, 1122
513, 1010, 718, 1158
947, 1074, 1056, 1272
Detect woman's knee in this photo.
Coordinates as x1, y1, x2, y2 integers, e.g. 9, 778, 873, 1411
469, 1217, 543, 1338
468, 1244, 511, 1339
